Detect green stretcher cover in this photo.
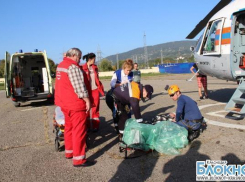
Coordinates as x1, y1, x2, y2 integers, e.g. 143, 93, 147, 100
122, 118, 189, 155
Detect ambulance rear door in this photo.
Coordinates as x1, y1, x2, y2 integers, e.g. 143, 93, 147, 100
4, 51, 11, 98
43, 50, 54, 94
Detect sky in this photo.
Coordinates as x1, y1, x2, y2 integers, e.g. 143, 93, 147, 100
0, 0, 221, 63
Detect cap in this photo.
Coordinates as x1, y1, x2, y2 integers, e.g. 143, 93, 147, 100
144, 85, 154, 99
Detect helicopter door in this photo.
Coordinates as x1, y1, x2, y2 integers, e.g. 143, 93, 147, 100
4, 52, 11, 98
232, 12, 245, 78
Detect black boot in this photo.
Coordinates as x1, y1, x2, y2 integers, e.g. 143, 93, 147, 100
115, 126, 119, 134
118, 133, 127, 149
118, 133, 123, 142
188, 130, 200, 142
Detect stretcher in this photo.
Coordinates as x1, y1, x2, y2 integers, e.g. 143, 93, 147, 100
118, 114, 207, 158
119, 114, 174, 159
52, 106, 91, 152
53, 106, 65, 152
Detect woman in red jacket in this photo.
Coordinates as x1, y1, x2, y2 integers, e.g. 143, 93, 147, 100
82, 53, 104, 132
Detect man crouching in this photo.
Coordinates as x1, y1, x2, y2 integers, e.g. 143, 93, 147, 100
167, 85, 206, 141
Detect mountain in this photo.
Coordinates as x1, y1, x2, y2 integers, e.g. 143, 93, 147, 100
105, 40, 197, 63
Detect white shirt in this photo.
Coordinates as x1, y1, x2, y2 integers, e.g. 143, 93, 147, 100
89, 66, 97, 90
110, 70, 129, 88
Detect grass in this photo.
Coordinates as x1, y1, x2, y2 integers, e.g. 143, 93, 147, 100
0, 83, 4, 90
99, 76, 112, 80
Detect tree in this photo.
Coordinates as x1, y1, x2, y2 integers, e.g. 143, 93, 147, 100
98, 59, 113, 71
118, 60, 124, 69
186, 55, 194, 63
48, 58, 57, 74
112, 65, 117, 71
0, 60, 5, 78
113, 60, 125, 70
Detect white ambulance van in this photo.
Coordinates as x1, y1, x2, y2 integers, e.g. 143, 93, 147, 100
4, 50, 54, 107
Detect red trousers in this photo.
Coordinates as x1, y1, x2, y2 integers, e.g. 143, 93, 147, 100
62, 108, 87, 165
87, 89, 100, 130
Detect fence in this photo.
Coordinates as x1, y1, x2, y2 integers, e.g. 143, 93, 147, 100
158, 63, 194, 74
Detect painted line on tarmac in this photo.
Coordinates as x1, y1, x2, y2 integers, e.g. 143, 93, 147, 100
207, 110, 227, 118
199, 103, 245, 130
207, 110, 245, 120
204, 118, 245, 130
199, 103, 226, 110
21, 107, 42, 112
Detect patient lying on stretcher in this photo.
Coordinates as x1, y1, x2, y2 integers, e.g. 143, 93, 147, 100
53, 106, 65, 134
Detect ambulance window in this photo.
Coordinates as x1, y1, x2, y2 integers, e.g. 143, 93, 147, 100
203, 19, 222, 54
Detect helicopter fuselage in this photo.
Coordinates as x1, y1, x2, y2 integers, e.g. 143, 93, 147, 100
193, 0, 245, 82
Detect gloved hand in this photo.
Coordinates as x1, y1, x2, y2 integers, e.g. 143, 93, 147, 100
152, 115, 167, 122
139, 120, 153, 124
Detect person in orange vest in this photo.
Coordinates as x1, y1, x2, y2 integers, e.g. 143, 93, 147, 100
112, 81, 153, 134
55, 48, 96, 167
81, 53, 104, 132
106, 59, 134, 133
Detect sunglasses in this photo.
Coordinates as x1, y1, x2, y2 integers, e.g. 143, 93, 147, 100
169, 93, 176, 97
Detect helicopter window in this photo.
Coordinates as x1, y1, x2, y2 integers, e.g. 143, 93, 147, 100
235, 14, 245, 35
202, 19, 223, 54
195, 34, 203, 52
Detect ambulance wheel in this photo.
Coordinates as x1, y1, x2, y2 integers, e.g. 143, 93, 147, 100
55, 139, 60, 152
47, 98, 54, 105
13, 102, 20, 107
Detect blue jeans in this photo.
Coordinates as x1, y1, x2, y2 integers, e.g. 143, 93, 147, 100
176, 120, 201, 130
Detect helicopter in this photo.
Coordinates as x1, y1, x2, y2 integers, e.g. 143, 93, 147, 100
186, 0, 245, 114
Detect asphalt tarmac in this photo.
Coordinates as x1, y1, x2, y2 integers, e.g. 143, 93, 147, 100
0, 74, 244, 182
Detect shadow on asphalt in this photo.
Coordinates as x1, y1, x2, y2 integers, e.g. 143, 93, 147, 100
87, 117, 118, 161
208, 88, 236, 103
18, 100, 54, 107
109, 105, 175, 182
181, 91, 198, 94
55, 117, 118, 156
142, 105, 175, 121
88, 117, 117, 150
109, 150, 160, 182
140, 103, 154, 113
221, 153, 245, 165
162, 140, 210, 181
151, 92, 164, 99
162, 141, 245, 181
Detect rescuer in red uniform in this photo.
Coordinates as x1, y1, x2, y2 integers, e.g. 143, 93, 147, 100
82, 53, 104, 132
55, 48, 96, 167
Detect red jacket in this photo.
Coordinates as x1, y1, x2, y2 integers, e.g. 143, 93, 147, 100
55, 57, 87, 111
81, 63, 104, 96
